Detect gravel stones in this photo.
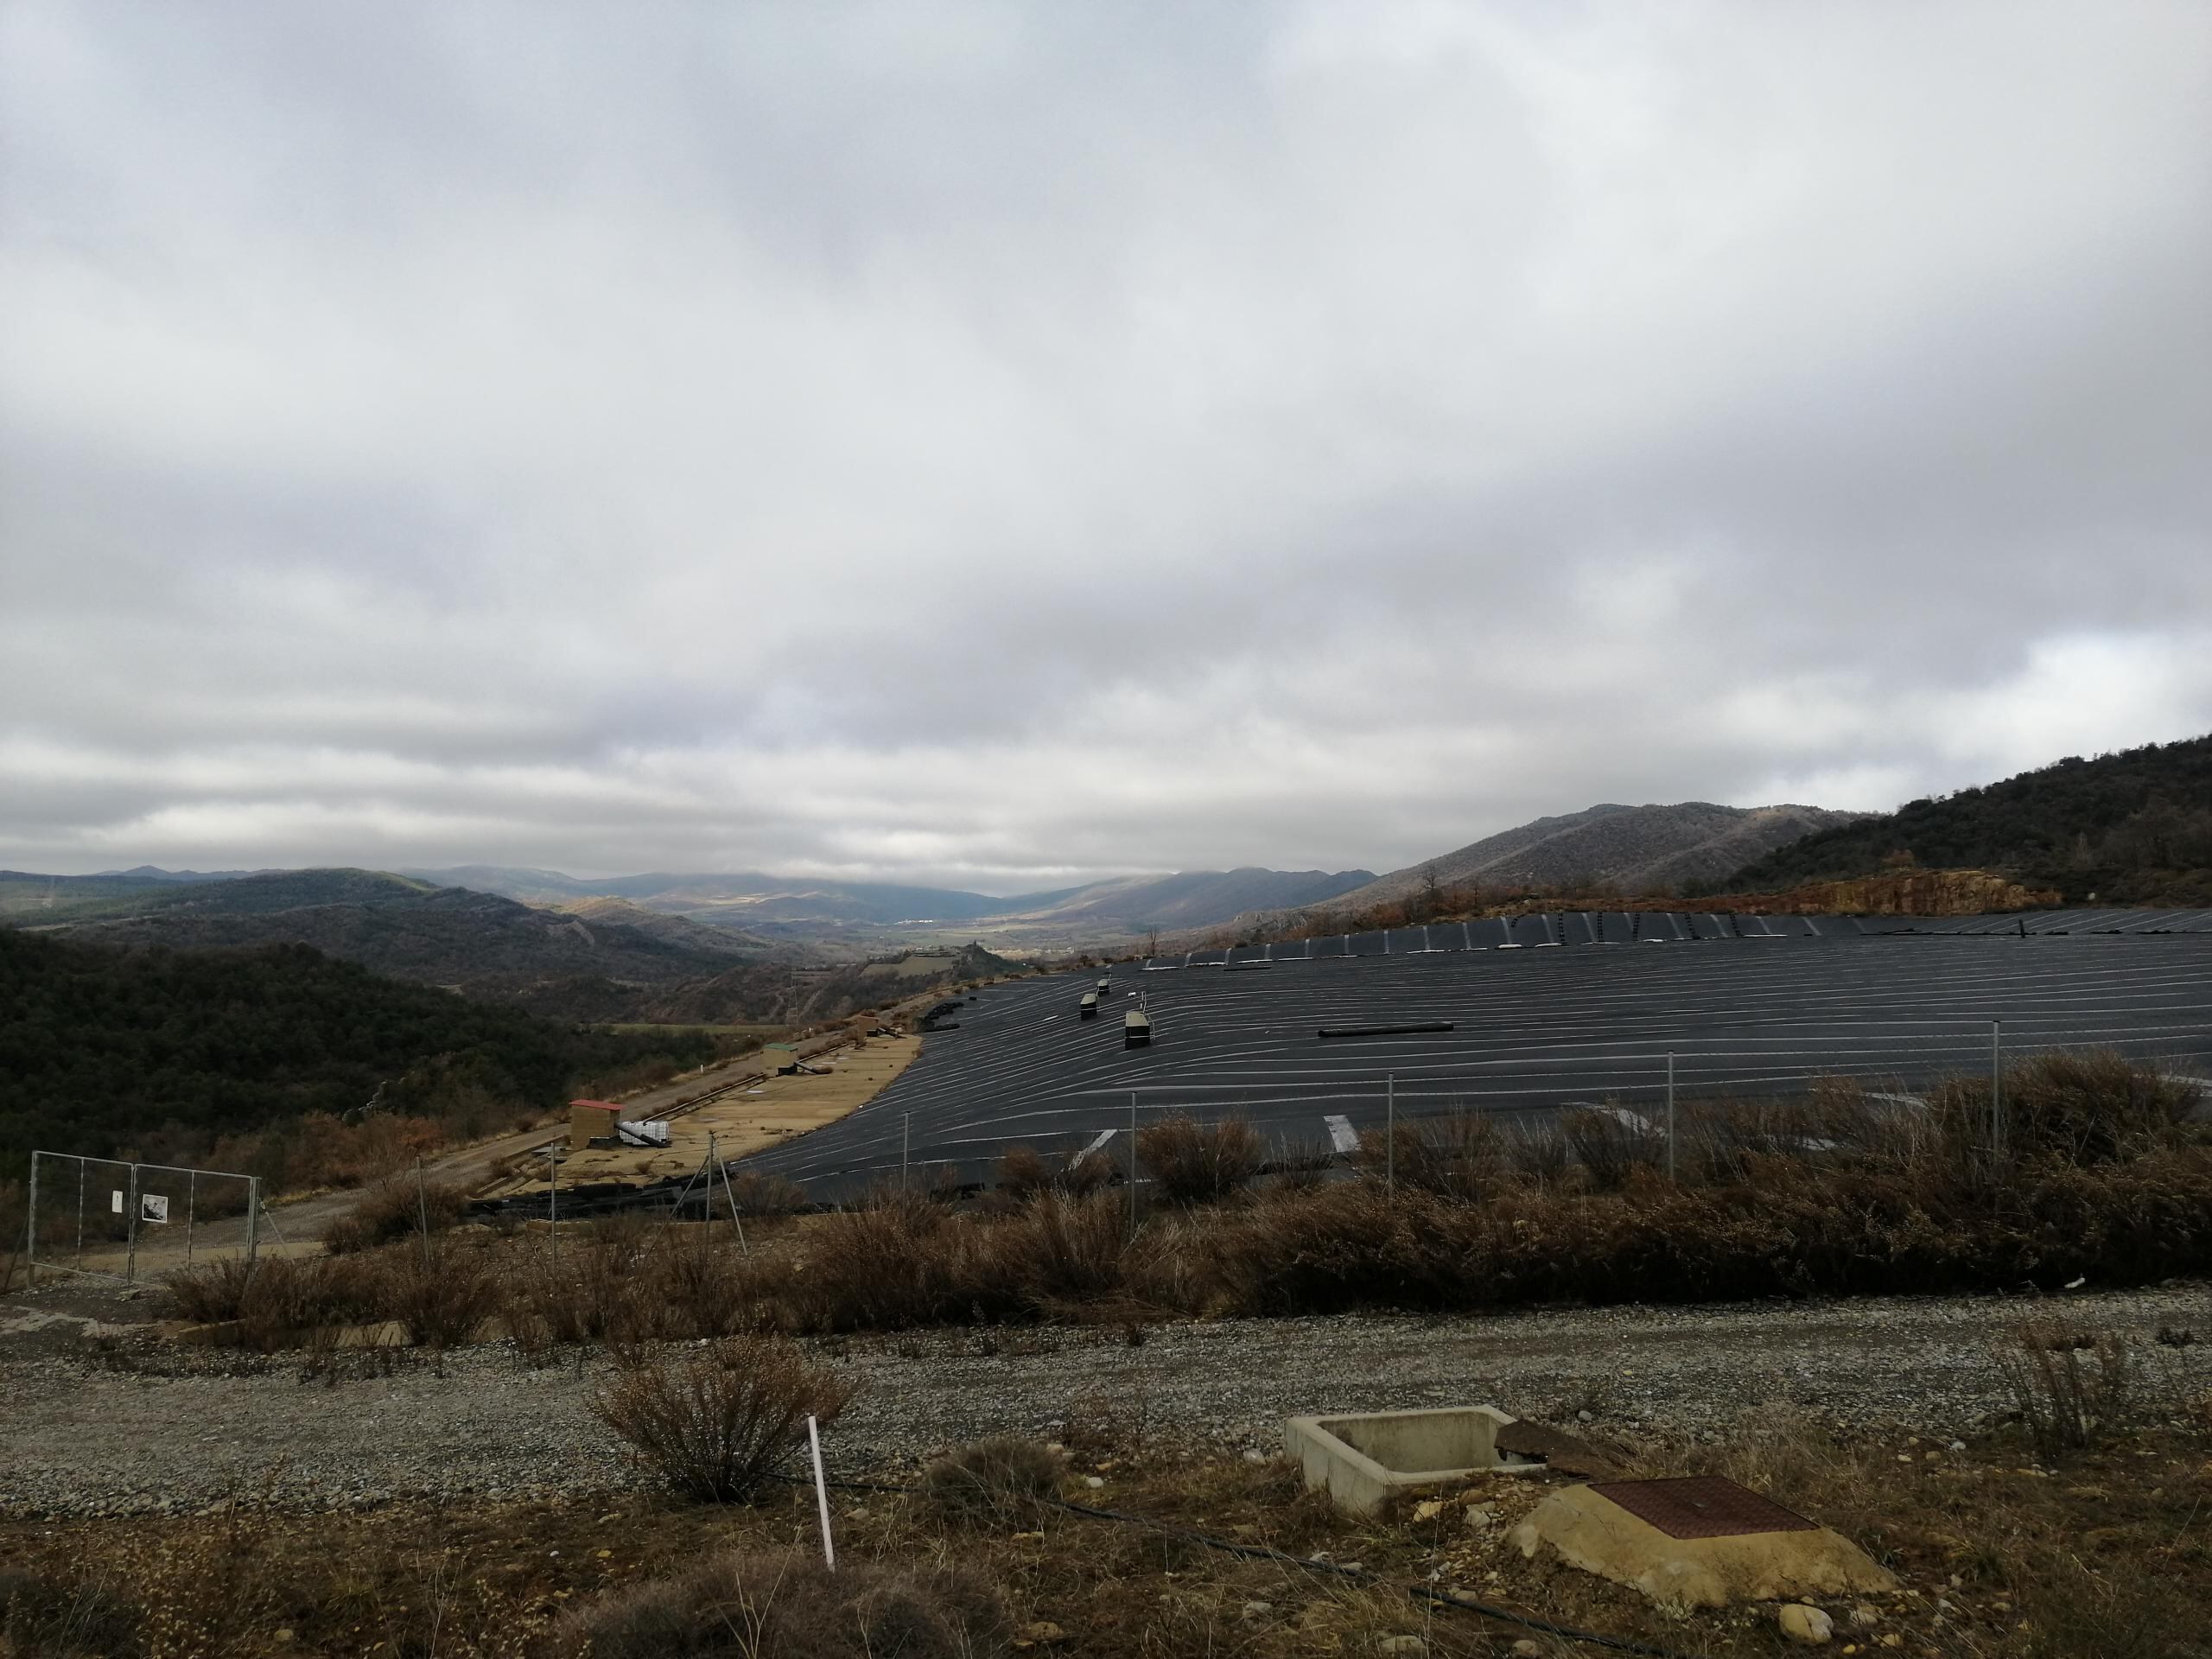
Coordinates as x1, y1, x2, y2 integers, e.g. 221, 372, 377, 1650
3, 1280, 2208, 1519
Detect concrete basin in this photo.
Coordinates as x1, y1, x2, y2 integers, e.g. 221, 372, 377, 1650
1283, 1405, 1539, 1514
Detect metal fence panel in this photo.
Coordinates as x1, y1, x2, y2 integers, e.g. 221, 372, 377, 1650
27, 1152, 261, 1285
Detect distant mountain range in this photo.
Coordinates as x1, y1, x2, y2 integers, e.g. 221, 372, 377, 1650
399, 863, 1375, 941
1324, 802, 1866, 912
11, 735, 2208, 1036
0, 868, 776, 1003
0, 867, 1038, 1027
976, 868, 1375, 936
401, 867, 1020, 927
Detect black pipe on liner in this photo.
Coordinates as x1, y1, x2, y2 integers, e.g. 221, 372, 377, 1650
1316, 1021, 1454, 1039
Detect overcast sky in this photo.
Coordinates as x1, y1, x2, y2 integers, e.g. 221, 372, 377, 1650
3, 3, 2209, 892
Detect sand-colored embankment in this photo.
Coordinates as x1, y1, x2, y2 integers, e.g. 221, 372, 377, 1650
515, 1032, 921, 1193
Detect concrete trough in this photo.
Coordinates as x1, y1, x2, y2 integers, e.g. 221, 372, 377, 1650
1284, 1405, 1539, 1514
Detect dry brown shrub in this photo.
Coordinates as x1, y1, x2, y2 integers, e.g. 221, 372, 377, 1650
554, 1548, 1010, 1659
798, 1190, 1018, 1330
994, 1145, 1112, 1204
226, 1254, 381, 1351
1934, 1049, 2199, 1166
376, 1240, 500, 1349
166, 1255, 258, 1323
993, 1145, 1054, 1199
1059, 1148, 1114, 1198
321, 1173, 465, 1255
1361, 1109, 1506, 1198
1001, 1191, 1128, 1304
1560, 1106, 1656, 1192
920, 1434, 1063, 1526
728, 1170, 808, 1217
1136, 1114, 1262, 1205
502, 1223, 642, 1349
649, 1230, 763, 1341
591, 1335, 855, 1502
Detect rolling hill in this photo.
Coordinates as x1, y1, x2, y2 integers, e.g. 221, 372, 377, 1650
1327, 802, 1865, 910
1725, 734, 2212, 905
13, 868, 780, 1007
0, 926, 719, 1180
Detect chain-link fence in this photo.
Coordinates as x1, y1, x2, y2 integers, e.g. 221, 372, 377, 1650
25, 1152, 264, 1285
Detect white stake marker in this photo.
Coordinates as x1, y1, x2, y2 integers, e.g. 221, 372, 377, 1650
808, 1414, 836, 1571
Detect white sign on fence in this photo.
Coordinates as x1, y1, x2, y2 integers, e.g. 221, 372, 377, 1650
111, 1190, 124, 1214
141, 1194, 169, 1224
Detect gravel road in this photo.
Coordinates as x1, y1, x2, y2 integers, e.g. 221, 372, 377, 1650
3, 1280, 2208, 1518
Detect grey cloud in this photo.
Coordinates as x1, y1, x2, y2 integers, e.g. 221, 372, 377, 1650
3, 1, 2209, 887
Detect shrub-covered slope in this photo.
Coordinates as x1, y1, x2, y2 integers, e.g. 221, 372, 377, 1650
1726, 734, 2212, 903
0, 928, 714, 1177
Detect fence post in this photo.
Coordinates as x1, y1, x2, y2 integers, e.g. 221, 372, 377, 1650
76, 1156, 86, 1271
124, 1164, 140, 1285
23, 1152, 36, 1290
1128, 1093, 1138, 1237
1667, 1051, 1676, 1184
246, 1177, 259, 1268
415, 1156, 432, 1268
186, 1170, 196, 1268
1386, 1075, 1395, 1192
718, 1158, 748, 1255
1991, 1019, 2004, 1167
902, 1114, 911, 1191
546, 1148, 559, 1258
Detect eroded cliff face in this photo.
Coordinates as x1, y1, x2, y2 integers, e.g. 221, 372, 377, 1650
1714, 868, 2062, 916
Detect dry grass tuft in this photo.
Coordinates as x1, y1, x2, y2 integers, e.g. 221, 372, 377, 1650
592, 1334, 855, 1502
920, 1434, 1064, 1527
0, 1566, 143, 1659
553, 1548, 1012, 1659
1999, 1318, 2137, 1461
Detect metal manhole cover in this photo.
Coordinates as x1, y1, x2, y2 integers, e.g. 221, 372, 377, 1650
1584, 1476, 1817, 1540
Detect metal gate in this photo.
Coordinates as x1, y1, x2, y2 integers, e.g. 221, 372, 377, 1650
24, 1151, 263, 1285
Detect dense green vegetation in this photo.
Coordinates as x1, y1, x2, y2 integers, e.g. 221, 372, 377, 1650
1726, 734, 2212, 903
0, 929, 716, 1184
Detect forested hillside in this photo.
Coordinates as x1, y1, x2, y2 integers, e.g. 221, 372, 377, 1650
10, 868, 778, 1013
1726, 735, 2212, 903
0, 930, 716, 1185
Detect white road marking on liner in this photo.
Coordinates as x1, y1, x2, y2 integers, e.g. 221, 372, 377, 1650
1325, 1115, 1360, 1153
1082, 1128, 1118, 1157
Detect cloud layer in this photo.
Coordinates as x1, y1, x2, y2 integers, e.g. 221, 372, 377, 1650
4, 2, 2209, 888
